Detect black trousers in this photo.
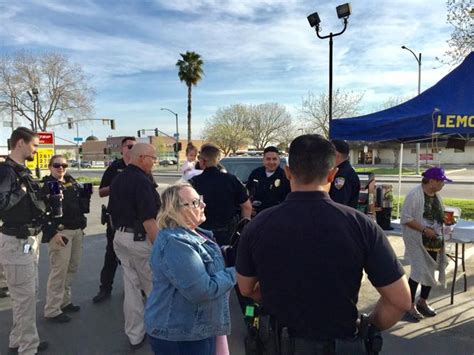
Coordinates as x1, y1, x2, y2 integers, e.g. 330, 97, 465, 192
99, 224, 118, 293
409, 250, 438, 302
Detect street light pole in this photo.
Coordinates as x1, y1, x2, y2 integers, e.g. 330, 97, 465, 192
160, 108, 180, 172
27, 88, 41, 177
401, 45, 422, 175
308, 4, 351, 139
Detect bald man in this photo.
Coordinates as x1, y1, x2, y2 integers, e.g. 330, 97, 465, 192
108, 143, 161, 349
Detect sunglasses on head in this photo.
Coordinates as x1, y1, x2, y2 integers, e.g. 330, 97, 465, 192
52, 163, 68, 169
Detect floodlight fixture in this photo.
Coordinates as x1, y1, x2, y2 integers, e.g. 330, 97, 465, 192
336, 3, 351, 19
307, 3, 351, 138
307, 12, 321, 28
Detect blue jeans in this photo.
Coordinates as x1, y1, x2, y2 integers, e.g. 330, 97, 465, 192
148, 335, 216, 355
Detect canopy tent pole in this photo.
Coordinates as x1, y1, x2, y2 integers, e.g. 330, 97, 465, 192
396, 143, 403, 219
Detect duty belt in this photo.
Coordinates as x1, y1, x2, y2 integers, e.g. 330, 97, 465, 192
1, 225, 42, 239
116, 226, 134, 233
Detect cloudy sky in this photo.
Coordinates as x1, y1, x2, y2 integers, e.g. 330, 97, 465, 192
0, 0, 457, 144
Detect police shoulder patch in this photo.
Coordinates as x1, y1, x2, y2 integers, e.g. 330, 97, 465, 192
334, 177, 345, 190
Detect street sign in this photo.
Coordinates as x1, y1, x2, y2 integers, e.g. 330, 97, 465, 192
74, 137, 84, 142
3, 121, 12, 127
420, 153, 434, 161
26, 132, 55, 170
38, 132, 54, 145
26, 148, 55, 170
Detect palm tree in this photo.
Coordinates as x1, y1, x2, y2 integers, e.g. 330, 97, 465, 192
176, 51, 204, 142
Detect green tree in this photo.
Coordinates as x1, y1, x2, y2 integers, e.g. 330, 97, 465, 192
176, 51, 204, 142
204, 104, 250, 156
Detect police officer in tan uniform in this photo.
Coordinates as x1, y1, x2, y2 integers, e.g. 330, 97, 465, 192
41, 155, 91, 323
0, 127, 48, 354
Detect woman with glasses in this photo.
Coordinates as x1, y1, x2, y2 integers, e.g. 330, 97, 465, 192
145, 183, 236, 355
41, 155, 92, 323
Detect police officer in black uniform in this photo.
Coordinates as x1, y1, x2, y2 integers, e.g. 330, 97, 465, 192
108, 143, 161, 349
246, 146, 290, 215
190, 143, 252, 246
236, 135, 411, 355
92, 136, 136, 303
0, 127, 49, 354
329, 139, 360, 208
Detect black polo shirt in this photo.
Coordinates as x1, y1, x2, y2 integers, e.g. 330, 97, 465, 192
108, 164, 161, 228
236, 191, 404, 340
100, 158, 127, 190
329, 160, 360, 208
246, 166, 290, 214
190, 166, 249, 230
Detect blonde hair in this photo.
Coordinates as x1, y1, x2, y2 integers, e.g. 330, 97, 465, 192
157, 183, 192, 230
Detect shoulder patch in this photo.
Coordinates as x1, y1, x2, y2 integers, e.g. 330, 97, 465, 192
334, 177, 345, 190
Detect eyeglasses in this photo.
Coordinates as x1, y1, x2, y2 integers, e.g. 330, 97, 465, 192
142, 155, 158, 161
52, 163, 68, 169
181, 196, 204, 209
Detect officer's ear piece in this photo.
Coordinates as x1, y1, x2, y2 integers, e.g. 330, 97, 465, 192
327, 167, 338, 183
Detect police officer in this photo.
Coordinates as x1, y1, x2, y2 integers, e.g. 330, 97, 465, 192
92, 136, 136, 303
108, 143, 161, 349
246, 146, 290, 215
41, 155, 91, 323
236, 134, 411, 355
190, 143, 252, 246
0, 127, 48, 354
329, 139, 360, 208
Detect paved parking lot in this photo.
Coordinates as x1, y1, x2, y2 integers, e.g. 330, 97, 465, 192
0, 193, 472, 354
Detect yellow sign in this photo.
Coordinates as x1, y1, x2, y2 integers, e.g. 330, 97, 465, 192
26, 148, 55, 170
436, 115, 474, 128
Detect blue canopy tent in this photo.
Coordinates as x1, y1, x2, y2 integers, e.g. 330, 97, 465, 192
330, 52, 474, 218
331, 51, 474, 142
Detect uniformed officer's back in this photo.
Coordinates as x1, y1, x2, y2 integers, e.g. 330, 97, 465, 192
190, 143, 251, 246
236, 134, 411, 355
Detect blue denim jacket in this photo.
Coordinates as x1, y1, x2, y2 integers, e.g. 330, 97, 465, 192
145, 227, 236, 341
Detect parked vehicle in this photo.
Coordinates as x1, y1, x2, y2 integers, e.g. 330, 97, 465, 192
220, 156, 287, 184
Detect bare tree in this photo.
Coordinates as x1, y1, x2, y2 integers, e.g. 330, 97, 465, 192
0, 51, 95, 131
204, 104, 251, 156
275, 123, 299, 153
438, 0, 473, 65
299, 89, 364, 138
247, 103, 293, 150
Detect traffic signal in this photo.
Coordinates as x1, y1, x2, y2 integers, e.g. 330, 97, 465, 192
154, 128, 159, 136
137, 130, 141, 138
78, 147, 83, 154
67, 117, 74, 129
173, 142, 182, 152
110, 119, 116, 130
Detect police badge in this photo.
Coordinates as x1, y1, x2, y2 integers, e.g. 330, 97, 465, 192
334, 177, 345, 190
274, 179, 281, 188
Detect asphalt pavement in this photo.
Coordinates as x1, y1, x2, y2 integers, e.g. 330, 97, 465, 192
0, 193, 472, 354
